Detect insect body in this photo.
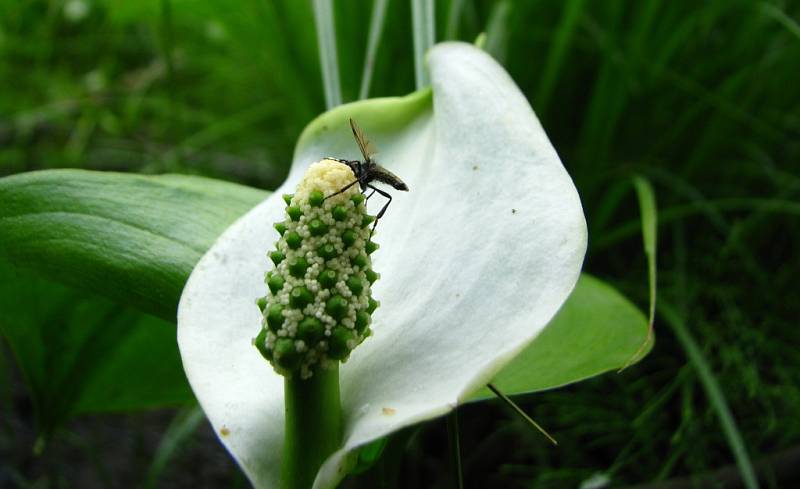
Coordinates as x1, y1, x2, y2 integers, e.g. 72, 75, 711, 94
326, 119, 409, 236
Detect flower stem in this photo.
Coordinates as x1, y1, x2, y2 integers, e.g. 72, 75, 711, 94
281, 365, 342, 489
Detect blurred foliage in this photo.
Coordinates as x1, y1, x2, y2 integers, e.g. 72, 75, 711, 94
1, 0, 799, 488
0, 258, 193, 443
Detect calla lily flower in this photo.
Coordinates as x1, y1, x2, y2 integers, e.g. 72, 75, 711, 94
177, 42, 587, 489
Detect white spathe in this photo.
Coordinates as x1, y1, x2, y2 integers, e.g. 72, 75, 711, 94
177, 42, 587, 489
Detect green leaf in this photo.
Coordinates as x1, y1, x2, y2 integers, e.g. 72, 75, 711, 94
472, 274, 653, 399
349, 437, 388, 475
0, 258, 194, 440
0, 170, 267, 320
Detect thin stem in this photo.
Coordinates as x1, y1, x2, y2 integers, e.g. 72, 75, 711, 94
312, 0, 343, 109
411, 0, 435, 89
446, 410, 464, 489
487, 383, 558, 446
359, 0, 389, 100
281, 365, 343, 489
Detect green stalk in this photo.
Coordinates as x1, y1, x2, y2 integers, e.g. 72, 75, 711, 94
281, 365, 343, 489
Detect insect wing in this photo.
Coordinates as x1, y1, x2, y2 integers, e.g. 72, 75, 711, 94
349, 118, 378, 161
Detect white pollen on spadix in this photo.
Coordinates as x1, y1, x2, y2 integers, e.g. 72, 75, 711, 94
294, 159, 358, 203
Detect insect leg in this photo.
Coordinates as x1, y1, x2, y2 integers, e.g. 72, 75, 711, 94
368, 185, 393, 219
324, 179, 360, 200
324, 157, 350, 164
365, 184, 393, 238
365, 189, 377, 201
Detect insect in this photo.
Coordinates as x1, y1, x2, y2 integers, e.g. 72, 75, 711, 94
326, 118, 409, 236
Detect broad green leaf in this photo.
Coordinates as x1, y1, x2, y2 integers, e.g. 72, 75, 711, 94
0, 170, 267, 320
0, 259, 193, 440
472, 274, 652, 400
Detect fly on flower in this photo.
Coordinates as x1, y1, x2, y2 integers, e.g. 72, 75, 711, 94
325, 119, 409, 236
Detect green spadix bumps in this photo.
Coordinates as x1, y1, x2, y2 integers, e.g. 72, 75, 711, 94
254, 159, 377, 379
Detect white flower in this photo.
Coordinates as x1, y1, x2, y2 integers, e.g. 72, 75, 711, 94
178, 42, 587, 489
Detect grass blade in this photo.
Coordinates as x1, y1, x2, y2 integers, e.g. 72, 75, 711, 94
484, 0, 512, 63
633, 176, 657, 327
359, 0, 390, 100
535, 0, 586, 113
445, 0, 465, 39
312, 0, 342, 108
141, 405, 206, 489
619, 176, 657, 370
659, 302, 761, 489
411, 0, 436, 89
592, 197, 800, 252
760, 3, 800, 41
